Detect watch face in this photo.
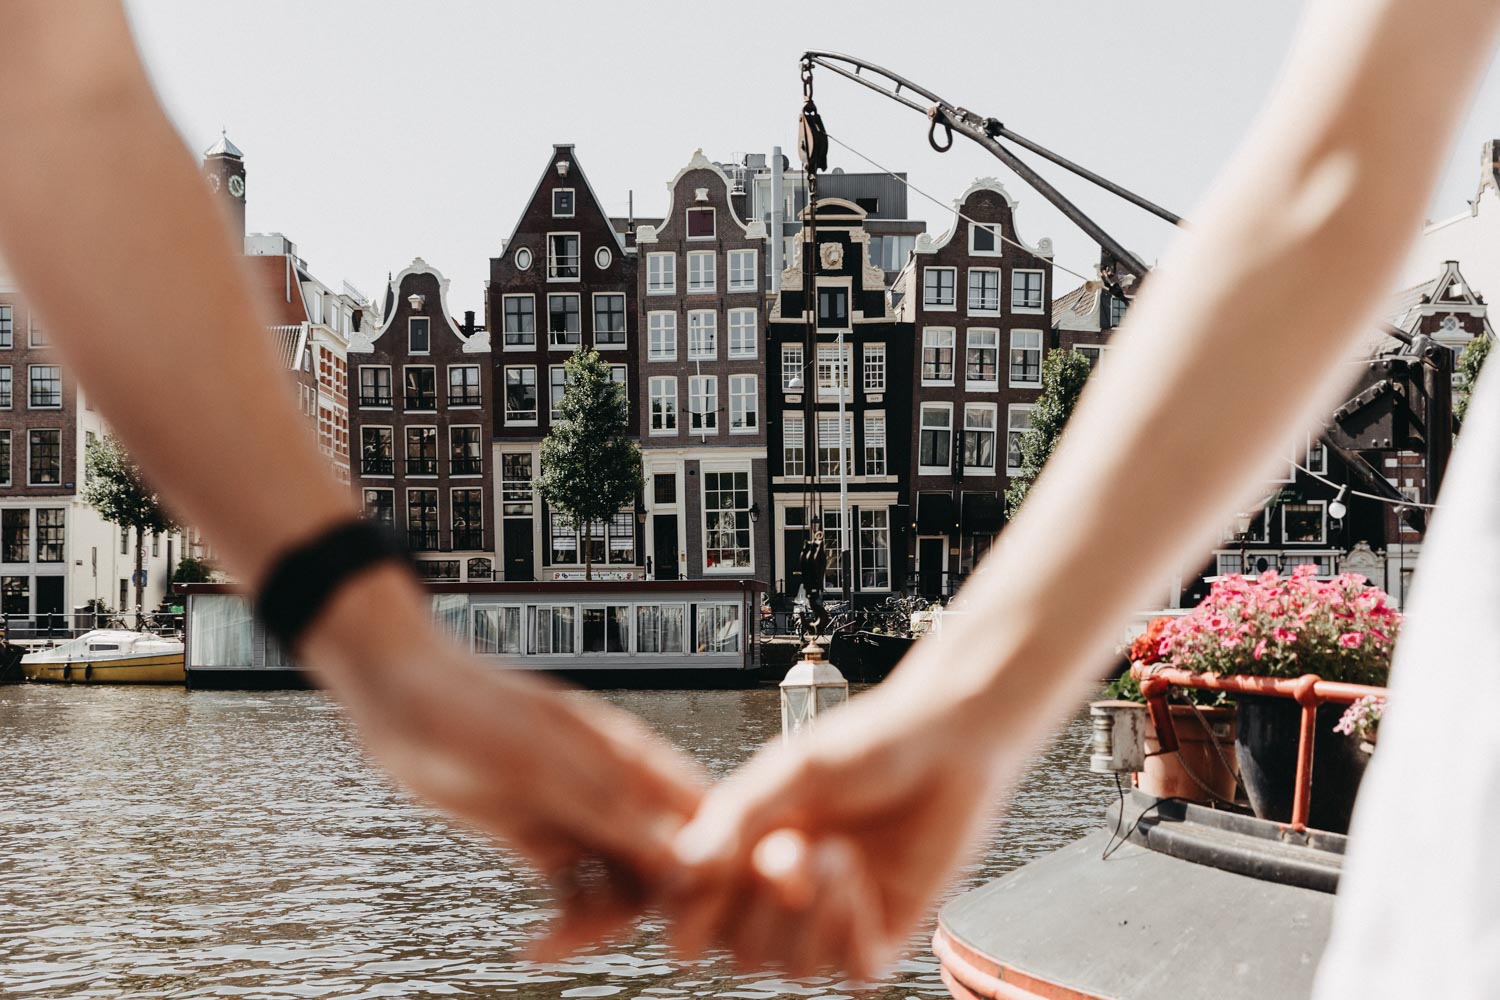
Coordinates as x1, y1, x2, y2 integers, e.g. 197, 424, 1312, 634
207, 174, 221, 193
228, 175, 245, 198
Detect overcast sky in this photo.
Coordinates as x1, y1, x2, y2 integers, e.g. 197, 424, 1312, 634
125, 0, 1500, 317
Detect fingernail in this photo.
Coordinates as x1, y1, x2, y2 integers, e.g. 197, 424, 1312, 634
671, 819, 719, 868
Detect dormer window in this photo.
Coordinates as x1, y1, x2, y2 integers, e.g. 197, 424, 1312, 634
409, 317, 431, 354
687, 207, 716, 239
553, 188, 575, 218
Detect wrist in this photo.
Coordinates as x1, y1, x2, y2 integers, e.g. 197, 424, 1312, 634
295, 562, 438, 688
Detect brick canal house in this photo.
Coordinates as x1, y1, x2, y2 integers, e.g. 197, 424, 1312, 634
486, 145, 640, 582
632, 151, 772, 582
349, 259, 492, 583
767, 198, 914, 602
894, 179, 1055, 598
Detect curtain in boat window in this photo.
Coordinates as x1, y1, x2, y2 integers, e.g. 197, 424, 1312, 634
189, 595, 253, 667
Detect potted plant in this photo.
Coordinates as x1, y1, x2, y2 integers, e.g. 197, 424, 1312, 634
1335, 695, 1385, 757
1108, 617, 1239, 805
1149, 565, 1399, 833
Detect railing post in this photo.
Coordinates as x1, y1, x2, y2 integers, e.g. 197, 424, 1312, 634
1138, 672, 1179, 754
1290, 674, 1323, 829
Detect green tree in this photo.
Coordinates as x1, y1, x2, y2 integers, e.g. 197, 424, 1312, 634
1004, 349, 1095, 518
1454, 333, 1491, 426
171, 555, 212, 584
82, 434, 178, 618
535, 349, 643, 580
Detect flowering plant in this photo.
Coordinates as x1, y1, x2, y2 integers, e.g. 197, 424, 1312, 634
1149, 566, 1400, 686
1334, 695, 1385, 742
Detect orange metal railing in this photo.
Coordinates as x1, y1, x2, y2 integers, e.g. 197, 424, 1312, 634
1130, 664, 1387, 830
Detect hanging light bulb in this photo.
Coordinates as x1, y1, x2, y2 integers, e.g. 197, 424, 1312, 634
1328, 485, 1348, 521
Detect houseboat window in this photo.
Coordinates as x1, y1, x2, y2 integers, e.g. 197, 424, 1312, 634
529, 605, 577, 654
89, 643, 120, 652
637, 604, 686, 654
431, 594, 468, 639
582, 606, 630, 653
694, 604, 741, 654
189, 595, 253, 667
473, 605, 523, 655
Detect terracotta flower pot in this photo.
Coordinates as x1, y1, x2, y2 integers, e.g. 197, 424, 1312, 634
1137, 704, 1239, 804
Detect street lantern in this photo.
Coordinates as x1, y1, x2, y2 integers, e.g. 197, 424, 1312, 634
1328, 485, 1349, 521
780, 640, 849, 742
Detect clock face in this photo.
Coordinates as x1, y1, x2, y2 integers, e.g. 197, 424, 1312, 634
228, 175, 245, 198
207, 174, 221, 193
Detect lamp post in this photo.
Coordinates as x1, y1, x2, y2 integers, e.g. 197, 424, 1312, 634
780, 639, 849, 742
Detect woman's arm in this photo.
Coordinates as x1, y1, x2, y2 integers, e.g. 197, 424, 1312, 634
0, 1, 703, 955
670, 0, 1500, 973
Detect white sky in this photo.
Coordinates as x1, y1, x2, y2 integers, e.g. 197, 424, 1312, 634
125, 0, 1500, 317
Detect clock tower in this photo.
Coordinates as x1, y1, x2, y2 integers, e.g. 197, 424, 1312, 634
202, 131, 247, 247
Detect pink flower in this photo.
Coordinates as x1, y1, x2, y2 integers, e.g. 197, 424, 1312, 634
1274, 628, 1299, 643
1222, 635, 1242, 649
1338, 632, 1364, 648
1157, 637, 1174, 656
1253, 639, 1268, 660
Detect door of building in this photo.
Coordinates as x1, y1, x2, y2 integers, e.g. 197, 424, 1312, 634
917, 536, 945, 598
652, 515, 679, 580
36, 576, 64, 622
502, 520, 534, 582
782, 528, 808, 596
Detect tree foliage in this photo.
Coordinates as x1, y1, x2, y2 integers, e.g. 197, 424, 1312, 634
171, 556, 213, 584
83, 433, 178, 612
535, 349, 643, 579
1454, 333, 1491, 427
1004, 349, 1094, 518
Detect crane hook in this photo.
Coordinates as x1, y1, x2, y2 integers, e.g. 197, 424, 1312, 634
927, 106, 953, 153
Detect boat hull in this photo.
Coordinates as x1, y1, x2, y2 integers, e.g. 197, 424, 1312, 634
22, 653, 185, 685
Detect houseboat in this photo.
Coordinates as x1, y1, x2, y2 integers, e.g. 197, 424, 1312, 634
176, 579, 765, 688
20, 629, 186, 685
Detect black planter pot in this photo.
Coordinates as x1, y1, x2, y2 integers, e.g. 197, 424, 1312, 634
1234, 693, 1369, 834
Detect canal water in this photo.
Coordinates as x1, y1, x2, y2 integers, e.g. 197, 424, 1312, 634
0, 685, 1113, 999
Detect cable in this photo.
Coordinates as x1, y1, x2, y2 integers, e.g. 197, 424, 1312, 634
1292, 460, 1440, 511
825, 132, 1097, 286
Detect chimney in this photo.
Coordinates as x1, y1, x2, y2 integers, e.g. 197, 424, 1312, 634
463, 310, 476, 335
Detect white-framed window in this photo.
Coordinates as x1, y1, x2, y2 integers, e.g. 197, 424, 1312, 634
451, 486, 484, 546
864, 412, 887, 476
595, 246, 613, 270
647, 252, 676, 295
782, 413, 805, 477
965, 329, 1000, 390
1109, 296, 1129, 326
473, 604, 524, 655
918, 403, 953, 474
923, 268, 957, 309
649, 376, 678, 434
513, 246, 533, 271
968, 268, 1001, 315
547, 293, 581, 348
592, 293, 627, 347
28, 316, 47, 348
695, 602, 742, 652
816, 343, 852, 398
637, 604, 687, 654
687, 251, 716, 293
922, 328, 956, 386
360, 426, 394, 476
28, 366, 61, 409
405, 425, 439, 477
1306, 436, 1328, 475
549, 365, 569, 421
609, 364, 629, 406
448, 365, 482, 407
648, 311, 677, 361
689, 375, 718, 433
358, 365, 393, 407
817, 413, 853, 477
817, 285, 850, 330
403, 365, 437, 410
1007, 404, 1035, 474
729, 374, 758, 434
552, 188, 575, 218
0, 366, 11, 409
863, 342, 886, 392
687, 311, 717, 360
821, 508, 844, 592
782, 343, 804, 392
969, 222, 1002, 256
728, 308, 757, 359
859, 509, 892, 591
502, 294, 536, 349
408, 317, 431, 354
361, 486, 394, 528
728, 249, 758, 291
1282, 502, 1328, 544
1012, 269, 1045, 312
1076, 344, 1103, 368
547, 232, 580, 280
0, 305, 10, 349
1009, 329, 1042, 387
581, 604, 632, 653
963, 404, 998, 474
528, 604, 577, 654
702, 470, 753, 571
687, 207, 716, 239
504, 366, 537, 425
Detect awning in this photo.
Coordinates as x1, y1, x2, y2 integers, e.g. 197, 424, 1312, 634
962, 491, 1004, 533
916, 491, 956, 534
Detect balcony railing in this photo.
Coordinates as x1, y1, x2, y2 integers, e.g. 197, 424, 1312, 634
404, 393, 437, 411
408, 530, 439, 551
359, 392, 393, 407
447, 392, 482, 407
453, 530, 484, 550
405, 458, 438, 476
361, 458, 394, 476
451, 457, 483, 475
